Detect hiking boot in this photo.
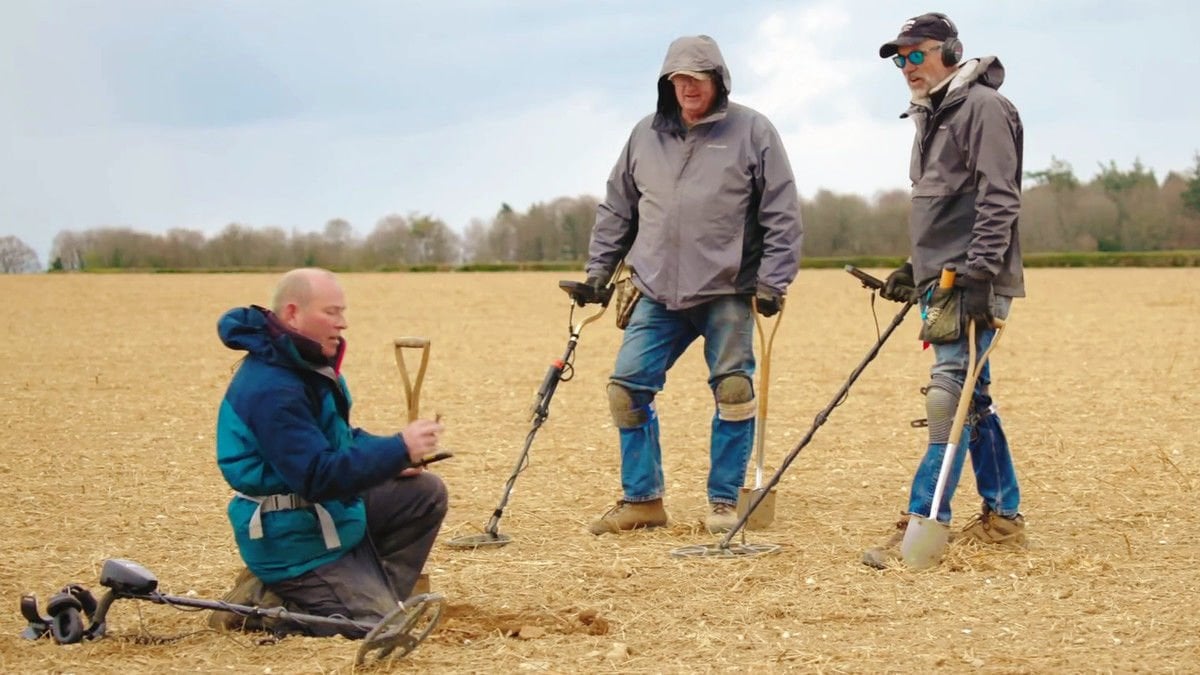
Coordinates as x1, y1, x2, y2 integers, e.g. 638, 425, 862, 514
207, 567, 283, 632
587, 499, 668, 535
705, 502, 739, 534
408, 573, 431, 599
960, 506, 1027, 547
861, 516, 908, 569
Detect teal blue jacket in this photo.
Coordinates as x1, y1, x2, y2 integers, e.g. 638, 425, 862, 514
216, 306, 413, 583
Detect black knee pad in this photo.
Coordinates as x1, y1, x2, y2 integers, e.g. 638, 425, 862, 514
714, 374, 755, 422
925, 377, 961, 444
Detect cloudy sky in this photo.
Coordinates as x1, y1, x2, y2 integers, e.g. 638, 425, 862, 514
3, 1, 1196, 266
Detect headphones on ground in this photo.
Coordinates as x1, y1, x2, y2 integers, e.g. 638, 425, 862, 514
931, 12, 963, 66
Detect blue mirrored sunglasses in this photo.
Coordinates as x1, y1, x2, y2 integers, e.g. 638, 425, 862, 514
892, 47, 937, 68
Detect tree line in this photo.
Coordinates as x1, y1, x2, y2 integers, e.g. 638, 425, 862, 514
2, 156, 1198, 274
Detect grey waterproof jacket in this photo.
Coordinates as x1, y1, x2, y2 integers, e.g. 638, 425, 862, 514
586, 35, 803, 310
905, 56, 1024, 297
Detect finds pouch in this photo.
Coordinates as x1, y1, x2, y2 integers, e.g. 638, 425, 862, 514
614, 274, 641, 330
919, 286, 962, 344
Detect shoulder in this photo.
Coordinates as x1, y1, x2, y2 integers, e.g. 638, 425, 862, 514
226, 357, 308, 407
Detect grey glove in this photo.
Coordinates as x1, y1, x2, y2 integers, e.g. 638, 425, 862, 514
755, 288, 783, 317
960, 276, 994, 328
881, 262, 916, 303
566, 275, 607, 306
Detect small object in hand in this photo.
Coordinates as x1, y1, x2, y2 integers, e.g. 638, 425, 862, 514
415, 451, 453, 467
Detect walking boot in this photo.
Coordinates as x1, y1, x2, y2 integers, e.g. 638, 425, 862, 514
705, 502, 739, 534
587, 499, 668, 535
861, 516, 909, 569
207, 567, 284, 632
960, 505, 1027, 547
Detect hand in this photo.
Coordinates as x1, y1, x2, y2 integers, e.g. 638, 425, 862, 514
567, 275, 606, 306
755, 288, 783, 317
400, 418, 443, 467
960, 276, 994, 328
881, 262, 915, 303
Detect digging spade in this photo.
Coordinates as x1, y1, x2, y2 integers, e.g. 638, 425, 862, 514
736, 297, 783, 529
900, 313, 1007, 569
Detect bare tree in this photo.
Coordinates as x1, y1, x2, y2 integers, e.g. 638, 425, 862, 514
0, 235, 40, 273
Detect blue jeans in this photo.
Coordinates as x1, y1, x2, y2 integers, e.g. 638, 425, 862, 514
610, 295, 756, 505
908, 295, 1021, 522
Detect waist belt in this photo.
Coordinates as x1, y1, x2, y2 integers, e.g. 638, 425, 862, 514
235, 492, 342, 550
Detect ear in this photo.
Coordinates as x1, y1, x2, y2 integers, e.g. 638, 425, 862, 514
278, 302, 301, 328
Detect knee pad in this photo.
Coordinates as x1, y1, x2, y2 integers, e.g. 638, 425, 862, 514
607, 382, 651, 428
925, 376, 961, 444
714, 374, 756, 422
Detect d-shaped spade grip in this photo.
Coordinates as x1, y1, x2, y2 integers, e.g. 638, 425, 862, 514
394, 337, 431, 423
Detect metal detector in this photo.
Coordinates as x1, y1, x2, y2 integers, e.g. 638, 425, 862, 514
445, 280, 613, 549
20, 558, 444, 666
671, 266, 916, 559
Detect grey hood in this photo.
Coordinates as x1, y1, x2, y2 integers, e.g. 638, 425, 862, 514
654, 35, 731, 133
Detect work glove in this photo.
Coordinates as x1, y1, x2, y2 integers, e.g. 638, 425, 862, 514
881, 262, 916, 303
567, 275, 607, 306
755, 287, 783, 317
960, 275, 995, 328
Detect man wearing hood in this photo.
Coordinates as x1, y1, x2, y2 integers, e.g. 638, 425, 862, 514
210, 268, 448, 635
569, 35, 802, 535
864, 13, 1027, 568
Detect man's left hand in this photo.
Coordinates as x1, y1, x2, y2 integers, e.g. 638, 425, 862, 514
960, 276, 994, 327
755, 288, 783, 317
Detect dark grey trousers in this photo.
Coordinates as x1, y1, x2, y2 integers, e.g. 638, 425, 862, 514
266, 472, 447, 638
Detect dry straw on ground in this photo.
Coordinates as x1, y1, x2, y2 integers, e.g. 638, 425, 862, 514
2, 269, 1197, 673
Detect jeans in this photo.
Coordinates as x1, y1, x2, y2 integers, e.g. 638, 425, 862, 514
908, 295, 1021, 522
610, 295, 756, 505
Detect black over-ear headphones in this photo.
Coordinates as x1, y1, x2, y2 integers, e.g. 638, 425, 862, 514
931, 12, 963, 66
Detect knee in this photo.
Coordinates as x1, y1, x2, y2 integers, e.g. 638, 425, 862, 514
714, 374, 755, 422
414, 471, 448, 517
607, 382, 652, 428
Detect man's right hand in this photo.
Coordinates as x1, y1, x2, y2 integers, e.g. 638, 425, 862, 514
881, 262, 916, 303
566, 275, 607, 306
400, 418, 443, 468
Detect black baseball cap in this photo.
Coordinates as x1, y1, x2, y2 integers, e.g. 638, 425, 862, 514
879, 12, 958, 58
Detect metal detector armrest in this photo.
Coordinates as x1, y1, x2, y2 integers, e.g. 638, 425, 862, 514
844, 265, 885, 291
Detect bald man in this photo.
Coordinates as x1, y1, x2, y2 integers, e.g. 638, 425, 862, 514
211, 268, 447, 637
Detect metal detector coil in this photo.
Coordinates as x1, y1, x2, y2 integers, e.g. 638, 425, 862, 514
356, 593, 446, 665
669, 542, 782, 559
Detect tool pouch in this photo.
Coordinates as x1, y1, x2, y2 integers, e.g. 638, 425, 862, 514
919, 286, 962, 344
614, 276, 641, 330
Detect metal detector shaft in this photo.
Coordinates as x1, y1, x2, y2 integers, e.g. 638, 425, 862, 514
718, 298, 917, 548
88, 588, 380, 636
480, 299, 608, 538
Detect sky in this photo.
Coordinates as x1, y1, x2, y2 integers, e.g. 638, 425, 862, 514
3, 1, 1197, 267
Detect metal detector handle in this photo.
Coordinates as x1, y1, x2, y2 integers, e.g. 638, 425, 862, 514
844, 264, 885, 291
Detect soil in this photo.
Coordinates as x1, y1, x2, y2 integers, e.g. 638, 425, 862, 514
2, 269, 1197, 673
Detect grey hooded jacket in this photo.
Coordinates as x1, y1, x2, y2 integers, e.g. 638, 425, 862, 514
904, 56, 1025, 297
585, 35, 803, 310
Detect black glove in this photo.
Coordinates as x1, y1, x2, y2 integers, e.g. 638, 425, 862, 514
755, 288, 783, 317
567, 275, 606, 306
960, 276, 994, 328
881, 262, 915, 303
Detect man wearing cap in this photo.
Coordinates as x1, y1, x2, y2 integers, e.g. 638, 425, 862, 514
863, 13, 1027, 568
566, 35, 802, 536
